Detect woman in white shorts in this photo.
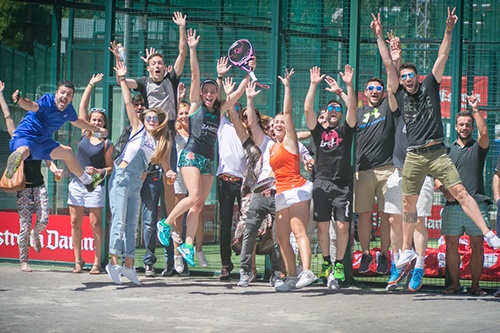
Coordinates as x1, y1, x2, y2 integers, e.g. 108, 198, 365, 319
68, 74, 113, 274
269, 69, 316, 292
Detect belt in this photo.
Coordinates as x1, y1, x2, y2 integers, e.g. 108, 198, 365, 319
259, 189, 276, 197
409, 143, 444, 154
218, 174, 242, 183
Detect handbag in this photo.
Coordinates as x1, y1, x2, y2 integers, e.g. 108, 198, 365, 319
0, 160, 26, 193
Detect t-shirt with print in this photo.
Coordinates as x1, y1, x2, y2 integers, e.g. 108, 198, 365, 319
395, 72, 443, 149
310, 120, 355, 183
355, 97, 395, 172
134, 69, 179, 122
13, 93, 78, 140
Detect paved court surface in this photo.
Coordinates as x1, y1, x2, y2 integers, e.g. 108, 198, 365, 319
1, 264, 499, 333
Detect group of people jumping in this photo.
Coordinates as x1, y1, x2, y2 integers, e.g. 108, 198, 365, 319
3, 8, 500, 296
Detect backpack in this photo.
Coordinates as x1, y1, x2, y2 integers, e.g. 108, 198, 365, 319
112, 125, 132, 160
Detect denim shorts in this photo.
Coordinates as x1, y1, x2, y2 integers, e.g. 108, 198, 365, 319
178, 150, 214, 175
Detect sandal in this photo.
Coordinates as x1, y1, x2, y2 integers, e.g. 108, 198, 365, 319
89, 264, 101, 275
21, 262, 33, 272
442, 286, 464, 295
469, 288, 488, 297
72, 260, 85, 273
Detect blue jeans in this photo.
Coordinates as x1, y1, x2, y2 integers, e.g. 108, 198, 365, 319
218, 177, 242, 266
141, 169, 173, 265
108, 149, 148, 258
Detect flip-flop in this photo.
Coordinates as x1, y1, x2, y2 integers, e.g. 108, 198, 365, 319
442, 286, 464, 294
72, 260, 85, 273
89, 264, 101, 275
469, 288, 488, 296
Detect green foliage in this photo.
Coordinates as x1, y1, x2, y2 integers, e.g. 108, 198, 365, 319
0, 0, 24, 48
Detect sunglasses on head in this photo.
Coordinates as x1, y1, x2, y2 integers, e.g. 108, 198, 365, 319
235, 105, 241, 112
366, 85, 383, 92
327, 104, 342, 112
401, 72, 415, 80
90, 107, 106, 113
145, 115, 159, 122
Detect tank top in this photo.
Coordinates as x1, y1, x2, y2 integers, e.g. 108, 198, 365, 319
183, 104, 220, 161
269, 143, 307, 194
71, 135, 109, 180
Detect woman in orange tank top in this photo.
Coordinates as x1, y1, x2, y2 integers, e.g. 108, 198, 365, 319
269, 69, 316, 291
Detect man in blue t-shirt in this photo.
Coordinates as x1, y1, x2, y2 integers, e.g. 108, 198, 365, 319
7, 81, 107, 191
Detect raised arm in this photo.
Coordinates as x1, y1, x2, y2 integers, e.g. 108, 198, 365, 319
387, 86, 398, 113
177, 81, 186, 106
278, 68, 299, 155
0, 81, 15, 136
172, 12, 187, 77
371, 13, 399, 93
187, 29, 201, 114
304, 66, 325, 130
339, 64, 357, 128
227, 102, 249, 145
12, 90, 39, 112
325, 75, 348, 106
114, 61, 141, 131
387, 31, 402, 71
245, 81, 266, 145
432, 7, 458, 83
78, 73, 104, 135
109, 40, 138, 89
468, 92, 488, 149
216, 56, 232, 100
494, 165, 500, 204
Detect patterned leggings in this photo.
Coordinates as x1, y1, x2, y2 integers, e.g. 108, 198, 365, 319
16, 185, 49, 263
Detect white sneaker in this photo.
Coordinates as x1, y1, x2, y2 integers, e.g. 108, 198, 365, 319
121, 265, 141, 285
275, 276, 298, 292
174, 255, 184, 274
196, 250, 209, 267
295, 269, 318, 289
396, 249, 418, 269
327, 272, 340, 290
237, 269, 255, 287
485, 231, 500, 249
269, 271, 284, 287
105, 263, 122, 284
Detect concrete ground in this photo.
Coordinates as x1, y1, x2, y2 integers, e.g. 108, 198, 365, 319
1, 263, 499, 333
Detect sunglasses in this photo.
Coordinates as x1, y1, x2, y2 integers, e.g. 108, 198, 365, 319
366, 85, 383, 92
327, 104, 342, 113
401, 72, 415, 80
145, 115, 159, 122
235, 105, 241, 112
90, 108, 106, 113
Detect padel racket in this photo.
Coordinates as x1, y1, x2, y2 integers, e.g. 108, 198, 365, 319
228, 39, 270, 89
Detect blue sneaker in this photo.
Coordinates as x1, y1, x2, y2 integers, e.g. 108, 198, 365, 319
408, 267, 424, 292
156, 219, 171, 246
386, 262, 410, 291
177, 243, 196, 267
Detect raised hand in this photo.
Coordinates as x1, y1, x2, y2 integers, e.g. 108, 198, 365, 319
108, 40, 122, 61
446, 7, 458, 31
12, 89, 21, 103
467, 91, 479, 110
223, 77, 236, 96
89, 73, 104, 86
278, 68, 295, 87
246, 81, 261, 100
325, 76, 341, 94
177, 82, 186, 101
113, 61, 127, 77
370, 13, 384, 39
340, 64, 354, 86
248, 56, 257, 70
186, 29, 200, 48
140, 47, 157, 64
217, 56, 232, 77
310, 66, 325, 85
0, 81, 4, 93
173, 12, 186, 27
387, 30, 401, 63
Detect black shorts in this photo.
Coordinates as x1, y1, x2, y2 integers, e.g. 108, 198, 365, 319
313, 178, 353, 223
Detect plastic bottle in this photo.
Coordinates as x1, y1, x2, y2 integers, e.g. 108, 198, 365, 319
117, 43, 126, 63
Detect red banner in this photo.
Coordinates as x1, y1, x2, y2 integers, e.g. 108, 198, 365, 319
0, 212, 95, 263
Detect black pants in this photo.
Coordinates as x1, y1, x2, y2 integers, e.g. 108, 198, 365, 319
218, 178, 242, 266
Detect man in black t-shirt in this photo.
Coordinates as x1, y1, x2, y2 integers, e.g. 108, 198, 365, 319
379, 8, 500, 289
354, 77, 395, 275
304, 65, 356, 290
438, 95, 490, 295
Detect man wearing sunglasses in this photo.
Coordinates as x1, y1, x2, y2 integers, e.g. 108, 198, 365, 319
373, 8, 500, 292
354, 76, 396, 276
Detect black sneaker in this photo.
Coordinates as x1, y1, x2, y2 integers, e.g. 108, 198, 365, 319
161, 262, 174, 277
144, 264, 155, 277
85, 173, 105, 193
376, 253, 389, 274
358, 253, 373, 274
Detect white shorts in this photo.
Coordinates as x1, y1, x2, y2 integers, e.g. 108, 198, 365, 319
67, 178, 105, 208
174, 172, 187, 195
275, 181, 313, 211
384, 169, 433, 216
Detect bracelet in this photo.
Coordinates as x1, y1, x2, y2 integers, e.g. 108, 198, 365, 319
119, 76, 126, 81
217, 76, 224, 80
472, 110, 479, 114
88, 83, 94, 88
336, 89, 344, 96
445, 26, 452, 32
